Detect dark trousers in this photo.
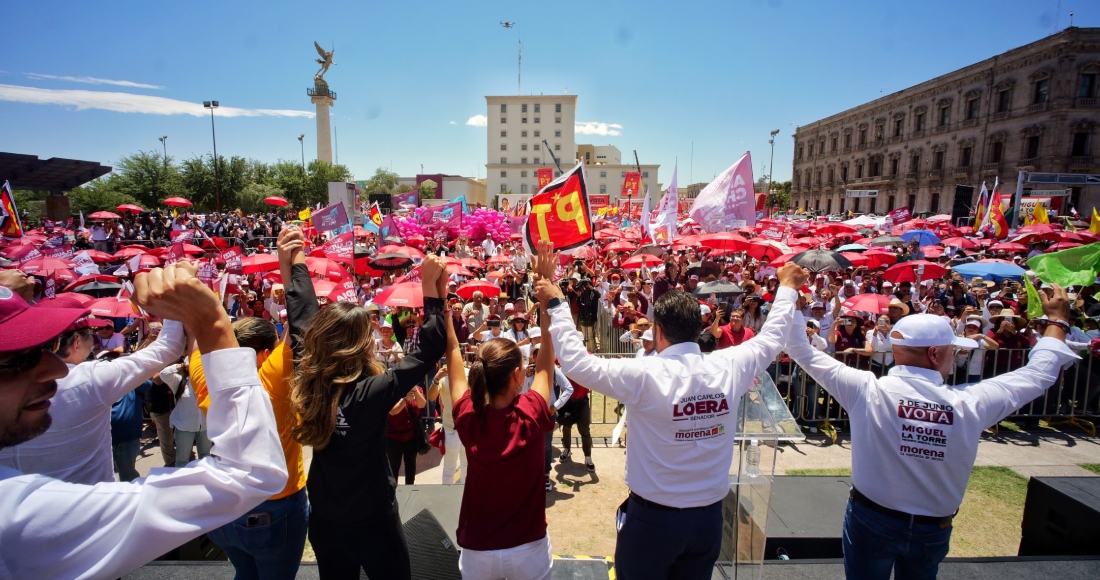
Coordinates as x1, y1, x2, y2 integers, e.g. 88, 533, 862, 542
843, 498, 952, 580
386, 437, 418, 485
560, 398, 592, 456
309, 499, 411, 580
615, 495, 722, 580
207, 488, 309, 580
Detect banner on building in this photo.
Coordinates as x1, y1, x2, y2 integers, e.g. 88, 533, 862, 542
845, 189, 879, 198
537, 168, 554, 189
498, 194, 532, 217
522, 162, 594, 254
621, 171, 642, 198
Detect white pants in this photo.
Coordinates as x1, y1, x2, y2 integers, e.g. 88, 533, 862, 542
459, 535, 552, 580
443, 426, 468, 485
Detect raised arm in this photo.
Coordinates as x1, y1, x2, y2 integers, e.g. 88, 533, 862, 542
785, 310, 877, 411
529, 299, 553, 406
445, 304, 469, 405
278, 227, 316, 354
86, 318, 186, 406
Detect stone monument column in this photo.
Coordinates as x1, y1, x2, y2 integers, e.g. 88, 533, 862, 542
309, 79, 335, 164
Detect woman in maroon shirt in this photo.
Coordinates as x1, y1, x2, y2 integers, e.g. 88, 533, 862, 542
443, 290, 555, 579
386, 386, 426, 485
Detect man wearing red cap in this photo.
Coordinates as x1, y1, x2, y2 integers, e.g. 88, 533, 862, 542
0, 263, 287, 579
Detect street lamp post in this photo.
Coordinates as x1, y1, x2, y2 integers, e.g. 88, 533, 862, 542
158, 135, 168, 172
203, 101, 221, 213
298, 135, 306, 174
768, 129, 780, 215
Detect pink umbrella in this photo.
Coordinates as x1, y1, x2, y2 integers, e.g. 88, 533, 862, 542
87, 211, 121, 220
20, 256, 77, 274
990, 242, 1027, 252
842, 294, 892, 315
162, 197, 193, 207
446, 263, 475, 277
241, 254, 279, 274
604, 241, 637, 253
621, 254, 663, 269
113, 246, 149, 259
312, 279, 337, 296
377, 245, 426, 260
264, 196, 289, 207
82, 249, 116, 263
940, 237, 978, 249
305, 257, 350, 280
374, 282, 424, 308
88, 296, 141, 318
699, 232, 750, 252
920, 246, 945, 259
62, 274, 118, 292
1048, 242, 1082, 251
746, 240, 791, 261
116, 204, 144, 214
883, 261, 946, 283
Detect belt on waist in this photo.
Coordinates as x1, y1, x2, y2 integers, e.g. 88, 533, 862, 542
628, 492, 718, 511
850, 488, 954, 527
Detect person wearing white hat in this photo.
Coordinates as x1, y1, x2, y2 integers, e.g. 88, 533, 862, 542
955, 316, 1000, 384
782, 281, 1078, 579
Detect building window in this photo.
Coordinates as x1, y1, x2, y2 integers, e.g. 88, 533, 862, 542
1072, 132, 1089, 156
831, 137, 838, 152
966, 98, 979, 120
844, 133, 852, 148
521, 171, 527, 177
852, 199, 860, 212
522, 117, 528, 123
501, 117, 507, 123
642, 171, 649, 178
533, 144, 540, 150
930, 193, 940, 213
600, 171, 607, 178
534, 131, 540, 137
826, 199, 833, 214
819, 141, 825, 154
534, 117, 540, 123
501, 157, 507, 164
933, 150, 945, 170
521, 104, 527, 113
908, 194, 916, 209
501, 130, 507, 137
870, 198, 877, 213
621, 171, 626, 178
798, 145, 804, 160
1025, 135, 1040, 159
990, 141, 1004, 163
555, 103, 562, 113
827, 167, 834, 183
521, 144, 527, 151
856, 164, 864, 179
1080, 74, 1097, 98
960, 146, 972, 167
815, 198, 821, 212
534, 104, 540, 113
501, 183, 507, 192
910, 154, 920, 172
501, 144, 507, 150
533, 157, 539, 164
521, 184, 527, 193
859, 129, 867, 145
555, 130, 561, 137
869, 159, 880, 177
841, 165, 848, 182
501, 171, 507, 177
600, 185, 607, 193
521, 157, 528, 164
555, 144, 561, 151
894, 118, 904, 137
1033, 79, 1049, 104
521, 130, 527, 137
555, 117, 561, 123
997, 90, 1011, 112
501, 104, 507, 113
915, 113, 925, 131
939, 106, 950, 127
888, 196, 895, 211
890, 158, 899, 175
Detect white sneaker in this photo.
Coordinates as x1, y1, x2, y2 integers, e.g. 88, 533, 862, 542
559, 450, 571, 462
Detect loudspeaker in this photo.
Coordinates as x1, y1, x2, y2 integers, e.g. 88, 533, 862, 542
369, 193, 393, 213
403, 509, 462, 580
1019, 477, 1100, 556
951, 185, 975, 225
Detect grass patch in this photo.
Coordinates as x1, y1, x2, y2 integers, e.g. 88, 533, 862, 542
949, 466, 1028, 558
786, 468, 852, 476
1079, 464, 1100, 476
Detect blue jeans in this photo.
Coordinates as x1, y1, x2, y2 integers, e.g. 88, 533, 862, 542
174, 428, 212, 467
615, 496, 722, 580
112, 438, 140, 481
207, 488, 310, 580
843, 498, 953, 580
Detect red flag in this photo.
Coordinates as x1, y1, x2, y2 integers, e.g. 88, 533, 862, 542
536, 168, 554, 190
0, 181, 24, 238
332, 279, 359, 303
522, 162, 594, 254
321, 231, 355, 264
170, 229, 196, 243
219, 246, 243, 274
621, 171, 641, 198
165, 243, 185, 265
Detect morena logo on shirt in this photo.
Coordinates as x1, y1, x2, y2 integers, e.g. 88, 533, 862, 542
672, 394, 730, 421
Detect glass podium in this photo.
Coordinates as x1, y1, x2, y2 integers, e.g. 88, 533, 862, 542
717, 372, 805, 579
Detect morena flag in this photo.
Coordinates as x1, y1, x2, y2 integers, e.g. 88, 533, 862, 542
522, 162, 594, 255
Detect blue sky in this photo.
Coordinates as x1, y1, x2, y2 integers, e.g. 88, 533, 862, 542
2, 0, 1095, 187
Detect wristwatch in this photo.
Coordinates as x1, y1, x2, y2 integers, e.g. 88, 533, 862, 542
547, 297, 563, 309
1046, 318, 1072, 333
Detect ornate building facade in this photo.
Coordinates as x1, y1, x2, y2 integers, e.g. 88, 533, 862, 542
791, 27, 1100, 217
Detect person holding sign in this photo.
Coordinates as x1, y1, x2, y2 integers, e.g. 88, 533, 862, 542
532, 239, 807, 579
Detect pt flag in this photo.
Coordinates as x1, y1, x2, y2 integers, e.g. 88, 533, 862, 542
0, 181, 24, 238
986, 191, 1010, 239
689, 152, 757, 232
522, 162, 594, 255
368, 202, 383, 226
621, 171, 641, 198
537, 168, 553, 189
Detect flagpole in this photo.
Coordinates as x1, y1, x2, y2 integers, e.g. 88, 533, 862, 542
1010, 170, 1026, 235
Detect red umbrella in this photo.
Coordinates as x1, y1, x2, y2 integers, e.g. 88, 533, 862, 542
312, 279, 337, 296
571, 245, 598, 260
815, 223, 858, 236
88, 296, 141, 318
62, 274, 118, 292
595, 228, 622, 242
241, 254, 279, 274
112, 246, 148, 259
487, 254, 512, 265
842, 294, 892, 315
1016, 224, 1056, 235
621, 254, 663, 269
162, 197, 193, 207
861, 250, 898, 268
353, 258, 386, 277
1049, 242, 1082, 251
604, 241, 637, 253
990, 242, 1027, 252
920, 246, 945, 259
53, 292, 96, 306
305, 257, 350, 280
769, 252, 800, 267
20, 256, 77, 274
88, 211, 121, 220
447, 264, 475, 277
840, 252, 869, 267
460, 257, 485, 270
264, 196, 289, 207
374, 282, 424, 308
132, 254, 162, 270
80, 249, 116, 263
746, 240, 791, 261
116, 204, 144, 214
882, 260, 946, 283
456, 280, 502, 300
699, 232, 750, 252
940, 237, 978, 249
378, 245, 426, 260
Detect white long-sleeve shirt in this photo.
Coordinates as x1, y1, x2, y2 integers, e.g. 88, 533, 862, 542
0, 321, 185, 485
0, 348, 287, 580
162, 365, 206, 432
548, 286, 798, 508
521, 367, 574, 409
784, 310, 1078, 518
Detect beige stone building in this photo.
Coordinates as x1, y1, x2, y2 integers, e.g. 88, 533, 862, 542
791, 27, 1100, 218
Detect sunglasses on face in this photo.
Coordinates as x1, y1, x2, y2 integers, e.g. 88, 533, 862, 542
0, 341, 53, 373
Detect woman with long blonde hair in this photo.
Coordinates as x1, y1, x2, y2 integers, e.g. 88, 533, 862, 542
280, 226, 449, 580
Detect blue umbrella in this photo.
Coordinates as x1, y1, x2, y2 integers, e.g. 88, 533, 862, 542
951, 261, 1026, 283
900, 229, 941, 246
837, 243, 868, 252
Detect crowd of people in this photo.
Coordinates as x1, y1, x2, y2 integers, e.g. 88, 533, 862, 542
0, 202, 1098, 579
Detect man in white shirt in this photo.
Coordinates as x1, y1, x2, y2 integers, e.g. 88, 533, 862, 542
0, 262, 286, 579
782, 279, 1077, 580
531, 240, 807, 579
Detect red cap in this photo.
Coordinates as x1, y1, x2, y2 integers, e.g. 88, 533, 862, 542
0, 286, 89, 351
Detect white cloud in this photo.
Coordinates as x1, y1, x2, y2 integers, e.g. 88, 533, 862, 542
26, 72, 165, 90
0, 84, 314, 118
465, 114, 487, 127
449, 120, 457, 125
575, 121, 623, 136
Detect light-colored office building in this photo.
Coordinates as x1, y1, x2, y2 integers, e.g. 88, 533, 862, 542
791, 27, 1100, 217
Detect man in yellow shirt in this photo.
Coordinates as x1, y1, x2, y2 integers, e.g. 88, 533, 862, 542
188, 316, 307, 580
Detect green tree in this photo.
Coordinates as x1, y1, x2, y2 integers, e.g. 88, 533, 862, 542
270, 160, 309, 209
112, 150, 183, 208
418, 179, 438, 200
362, 168, 399, 197
304, 160, 353, 207
67, 179, 138, 216
11, 190, 47, 224
766, 180, 792, 210
237, 183, 285, 215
